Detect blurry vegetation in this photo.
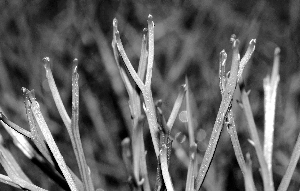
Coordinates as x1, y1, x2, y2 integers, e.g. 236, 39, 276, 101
0, 0, 300, 190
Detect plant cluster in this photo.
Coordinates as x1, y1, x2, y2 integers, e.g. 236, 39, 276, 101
0, 14, 298, 191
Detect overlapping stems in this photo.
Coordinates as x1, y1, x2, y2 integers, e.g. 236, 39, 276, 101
0, 57, 100, 190
0, 88, 78, 191
112, 15, 188, 191
195, 37, 256, 190
113, 15, 160, 159
44, 58, 95, 191
239, 47, 281, 191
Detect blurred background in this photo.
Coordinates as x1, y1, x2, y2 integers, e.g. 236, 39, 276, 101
0, 0, 300, 190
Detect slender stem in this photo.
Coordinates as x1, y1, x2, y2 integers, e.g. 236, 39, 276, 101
0, 144, 31, 182
0, 113, 31, 139
237, 39, 256, 82
226, 108, 247, 175
23, 88, 52, 163
166, 84, 186, 131
195, 39, 241, 191
0, 174, 22, 189
145, 15, 154, 88
263, 47, 280, 178
71, 60, 94, 191
112, 19, 134, 96
160, 143, 174, 191
43, 57, 71, 129
244, 153, 257, 191
114, 27, 145, 93
219, 47, 247, 182
277, 130, 300, 191
185, 143, 197, 191
30, 99, 77, 191
186, 77, 195, 146
241, 88, 274, 191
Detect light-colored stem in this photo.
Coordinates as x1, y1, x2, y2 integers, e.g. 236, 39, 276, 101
263, 47, 280, 178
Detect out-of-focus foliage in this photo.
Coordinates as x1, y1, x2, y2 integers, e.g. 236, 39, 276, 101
0, 0, 299, 190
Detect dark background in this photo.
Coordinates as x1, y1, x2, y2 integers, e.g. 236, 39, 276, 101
0, 0, 300, 190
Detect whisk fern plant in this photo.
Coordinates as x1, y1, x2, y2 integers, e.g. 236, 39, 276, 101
1, 14, 299, 191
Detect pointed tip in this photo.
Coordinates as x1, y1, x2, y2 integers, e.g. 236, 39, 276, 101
21, 87, 27, 94
274, 47, 280, 55
72, 58, 79, 74
142, 28, 148, 39
248, 39, 256, 53
246, 90, 251, 96
43, 57, 51, 69
220, 50, 227, 66
43, 57, 50, 62
233, 39, 240, 49
147, 14, 154, 26
230, 34, 236, 43
121, 137, 130, 145
142, 28, 148, 42
181, 83, 187, 91
248, 139, 255, 147
21, 87, 31, 96
113, 18, 118, 28
250, 39, 256, 45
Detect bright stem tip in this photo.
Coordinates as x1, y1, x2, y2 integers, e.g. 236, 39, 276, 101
219, 50, 227, 67
43, 57, 51, 70
147, 14, 153, 25
113, 18, 118, 29
143, 28, 148, 35
237, 38, 256, 82
72, 58, 78, 74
